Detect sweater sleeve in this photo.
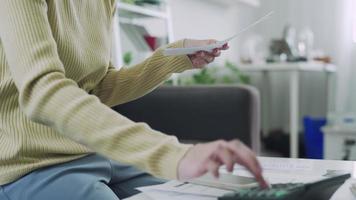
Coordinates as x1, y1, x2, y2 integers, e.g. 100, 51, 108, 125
0, 0, 192, 179
92, 41, 193, 107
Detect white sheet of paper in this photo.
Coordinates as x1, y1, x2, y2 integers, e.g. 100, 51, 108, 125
330, 178, 356, 200
137, 180, 231, 197
124, 193, 154, 200
220, 157, 314, 175
163, 11, 274, 56
136, 190, 217, 200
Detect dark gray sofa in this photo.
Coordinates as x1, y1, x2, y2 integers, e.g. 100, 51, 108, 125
112, 85, 261, 153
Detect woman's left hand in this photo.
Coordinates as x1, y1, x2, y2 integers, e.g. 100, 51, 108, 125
184, 39, 229, 68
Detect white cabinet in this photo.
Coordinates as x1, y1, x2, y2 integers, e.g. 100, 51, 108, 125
323, 126, 356, 160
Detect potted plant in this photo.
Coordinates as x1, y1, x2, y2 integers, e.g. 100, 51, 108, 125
165, 61, 250, 86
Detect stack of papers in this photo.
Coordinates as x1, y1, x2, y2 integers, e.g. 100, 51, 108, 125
128, 180, 231, 200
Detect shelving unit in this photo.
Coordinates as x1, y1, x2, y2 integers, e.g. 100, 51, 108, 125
117, 2, 168, 19
112, 1, 174, 68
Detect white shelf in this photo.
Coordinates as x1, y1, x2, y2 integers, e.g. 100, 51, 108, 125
238, 62, 337, 72
117, 2, 168, 19
112, 2, 174, 68
207, 0, 260, 7
238, 0, 260, 7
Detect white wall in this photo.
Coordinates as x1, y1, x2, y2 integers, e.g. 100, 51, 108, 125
168, 0, 355, 133
252, 0, 355, 114
344, 1, 356, 111
348, 48, 356, 110
243, 0, 331, 131
168, 0, 256, 64
248, 0, 355, 131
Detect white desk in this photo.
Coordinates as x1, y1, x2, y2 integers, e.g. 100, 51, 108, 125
239, 62, 337, 158
126, 157, 356, 200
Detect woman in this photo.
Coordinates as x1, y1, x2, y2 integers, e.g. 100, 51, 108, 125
0, 1, 267, 199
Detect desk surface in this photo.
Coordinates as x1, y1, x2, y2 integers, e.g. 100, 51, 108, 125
126, 157, 356, 200
239, 62, 336, 72
258, 157, 355, 176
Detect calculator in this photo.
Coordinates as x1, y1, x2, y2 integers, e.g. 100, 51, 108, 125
218, 173, 351, 200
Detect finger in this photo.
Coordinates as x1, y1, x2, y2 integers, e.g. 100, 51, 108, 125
197, 51, 206, 57
194, 51, 208, 59
212, 48, 221, 57
227, 141, 260, 172
191, 54, 209, 67
227, 141, 268, 188
194, 51, 213, 61
207, 159, 222, 178
192, 58, 208, 68
233, 152, 266, 188
228, 144, 261, 179
217, 43, 229, 51
221, 43, 229, 50
216, 147, 235, 172
203, 54, 215, 63
195, 50, 216, 59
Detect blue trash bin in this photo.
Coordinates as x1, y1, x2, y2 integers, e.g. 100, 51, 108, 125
303, 117, 327, 159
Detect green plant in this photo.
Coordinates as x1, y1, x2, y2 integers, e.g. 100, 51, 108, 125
121, 0, 136, 4
123, 52, 133, 66
223, 61, 251, 84
164, 60, 251, 86
191, 68, 216, 85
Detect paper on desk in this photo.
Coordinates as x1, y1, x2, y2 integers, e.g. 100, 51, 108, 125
163, 11, 274, 56
137, 180, 231, 197
136, 180, 230, 200
221, 157, 314, 175
330, 178, 356, 200
261, 158, 314, 172
135, 189, 217, 200
219, 158, 329, 185
124, 193, 154, 200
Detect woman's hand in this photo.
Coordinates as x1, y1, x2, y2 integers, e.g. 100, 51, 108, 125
184, 39, 229, 68
178, 139, 269, 188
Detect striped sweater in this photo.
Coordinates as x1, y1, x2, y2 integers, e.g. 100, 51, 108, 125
0, 0, 192, 185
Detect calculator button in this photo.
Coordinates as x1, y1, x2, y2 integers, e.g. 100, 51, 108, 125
247, 191, 257, 198
256, 190, 267, 197
266, 189, 277, 197
237, 190, 249, 197
275, 190, 288, 197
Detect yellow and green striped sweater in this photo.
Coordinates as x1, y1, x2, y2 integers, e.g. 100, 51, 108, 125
0, 0, 193, 185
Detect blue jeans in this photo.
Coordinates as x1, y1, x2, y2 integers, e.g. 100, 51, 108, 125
0, 154, 165, 200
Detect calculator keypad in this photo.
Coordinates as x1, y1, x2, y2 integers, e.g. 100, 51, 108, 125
220, 183, 305, 200
218, 173, 350, 200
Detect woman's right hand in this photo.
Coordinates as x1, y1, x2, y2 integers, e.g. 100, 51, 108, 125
184, 39, 229, 68
177, 139, 268, 188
